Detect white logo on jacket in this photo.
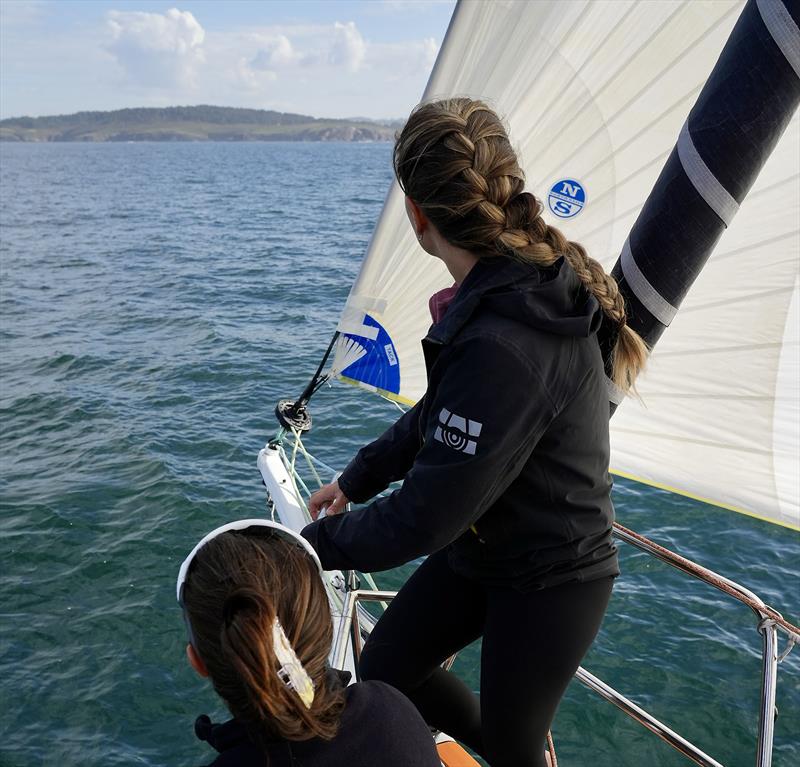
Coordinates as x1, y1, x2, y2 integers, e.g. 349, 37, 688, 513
434, 408, 482, 455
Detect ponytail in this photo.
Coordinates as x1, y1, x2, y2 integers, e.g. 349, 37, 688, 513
183, 533, 345, 745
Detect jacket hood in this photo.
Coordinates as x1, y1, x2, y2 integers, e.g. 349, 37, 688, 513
427, 255, 602, 344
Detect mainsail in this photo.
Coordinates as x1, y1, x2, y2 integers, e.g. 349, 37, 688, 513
330, 0, 800, 530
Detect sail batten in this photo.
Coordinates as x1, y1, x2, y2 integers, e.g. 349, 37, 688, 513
332, 0, 800, 529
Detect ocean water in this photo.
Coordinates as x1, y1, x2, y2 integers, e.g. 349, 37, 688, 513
0, 141, 797, 767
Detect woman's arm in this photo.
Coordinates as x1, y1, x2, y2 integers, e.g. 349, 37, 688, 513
302, 335, 558, 572
335, 397, 425, 503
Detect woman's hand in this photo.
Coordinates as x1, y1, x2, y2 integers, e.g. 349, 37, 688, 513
308, 480, 350, 520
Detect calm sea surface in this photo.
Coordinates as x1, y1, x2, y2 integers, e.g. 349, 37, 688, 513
0, 142, 797, 767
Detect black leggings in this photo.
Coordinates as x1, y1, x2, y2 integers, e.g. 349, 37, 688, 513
359, 550, 614, 767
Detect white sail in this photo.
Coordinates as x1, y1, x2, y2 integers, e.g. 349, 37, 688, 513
331, 0, 799, 530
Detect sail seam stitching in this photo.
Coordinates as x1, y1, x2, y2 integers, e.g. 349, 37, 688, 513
757, 0, 800, 78
620, 239, 678, 326
677, 121, 739, 226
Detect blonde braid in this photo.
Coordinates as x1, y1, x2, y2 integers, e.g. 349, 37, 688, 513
394, 97, 647, 393
535, 220, 648, 392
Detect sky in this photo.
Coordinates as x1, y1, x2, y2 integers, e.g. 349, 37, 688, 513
0, 0, 457, 120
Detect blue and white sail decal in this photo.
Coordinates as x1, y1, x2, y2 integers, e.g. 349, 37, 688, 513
332, 297, 403, 400
337, 315, 401, 396
547, 179, 587, 219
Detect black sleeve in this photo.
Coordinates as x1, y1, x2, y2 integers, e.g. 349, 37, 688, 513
336, 397, 425, 503
302, 335, 557, 572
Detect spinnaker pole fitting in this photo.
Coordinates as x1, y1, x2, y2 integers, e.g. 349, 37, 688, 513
274, 331, 339, 432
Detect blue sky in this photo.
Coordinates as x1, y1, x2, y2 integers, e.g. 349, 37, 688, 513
0, 0, 456, 120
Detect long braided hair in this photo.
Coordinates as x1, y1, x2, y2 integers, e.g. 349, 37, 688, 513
393, 97, 647, 393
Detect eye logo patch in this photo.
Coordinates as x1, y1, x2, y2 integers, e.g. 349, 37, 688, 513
434, 408, 482, 455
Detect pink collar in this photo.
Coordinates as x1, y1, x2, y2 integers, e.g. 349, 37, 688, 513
429, 283, 460, 324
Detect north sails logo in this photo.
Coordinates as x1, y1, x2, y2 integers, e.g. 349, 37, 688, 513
547, 178, 586, 219
434, 408, 482, 455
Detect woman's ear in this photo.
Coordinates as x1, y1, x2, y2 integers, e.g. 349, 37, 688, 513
187, 643, 209, 678
404, 196, 428, 238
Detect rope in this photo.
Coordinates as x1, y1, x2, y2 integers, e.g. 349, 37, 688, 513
275, 433, 389, 610
546, 731, 557, 767
291, 465, 315, 500
289, 432, 302, 474
292, 427, 325, 488
283, 429, 337, 476
270, 426, 287, 446
277, 442, 310, 516
778, 634, 797, 664
613, 522, 800, 642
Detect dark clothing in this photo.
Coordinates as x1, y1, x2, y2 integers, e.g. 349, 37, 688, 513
303, 255, 619, 590
358, 549, 615, 767
300, 256, 619, 764
195, 677, 441, 766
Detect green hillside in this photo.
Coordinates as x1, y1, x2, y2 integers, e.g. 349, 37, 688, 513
0, 105, 397, 142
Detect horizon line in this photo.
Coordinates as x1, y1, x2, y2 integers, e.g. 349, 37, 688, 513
0, 104, 405, 125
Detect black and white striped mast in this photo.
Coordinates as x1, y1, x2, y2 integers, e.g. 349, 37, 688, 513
601, 0, 800, 416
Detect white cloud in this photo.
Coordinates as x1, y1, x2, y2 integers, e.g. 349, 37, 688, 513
421, 37, 439, 69
250, 35, 297, 72
330, 22, 366, 73
365, 36, 440, 82
212, 21, 440, 116
106, 8, 205, 88
238, 21, 366, 82
1, 6, 444, 120
236, 55, 277, 90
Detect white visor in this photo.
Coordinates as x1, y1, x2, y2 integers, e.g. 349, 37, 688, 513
176, 518, 323, 604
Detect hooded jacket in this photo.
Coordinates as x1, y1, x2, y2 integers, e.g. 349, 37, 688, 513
195, 675, 441, 766
302, 255, 619, 591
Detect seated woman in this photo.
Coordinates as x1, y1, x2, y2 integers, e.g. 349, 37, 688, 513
176, 518, 442, 767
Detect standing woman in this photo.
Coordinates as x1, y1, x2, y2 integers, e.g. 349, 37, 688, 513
302, 98, 647, 767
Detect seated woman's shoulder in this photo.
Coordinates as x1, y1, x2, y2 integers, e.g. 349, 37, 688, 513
346, 678, 416, 712
340, 680, 441, 766
195, 682, 442, 767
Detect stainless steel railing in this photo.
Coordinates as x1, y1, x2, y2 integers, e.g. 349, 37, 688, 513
329, 528, 798, 767
610, 522, 797, 767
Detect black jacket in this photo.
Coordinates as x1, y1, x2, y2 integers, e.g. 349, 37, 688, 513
302, 256, 619, 591
196, 678, 441, 766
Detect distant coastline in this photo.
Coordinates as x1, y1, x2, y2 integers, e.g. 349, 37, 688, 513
0, 105, 401, 143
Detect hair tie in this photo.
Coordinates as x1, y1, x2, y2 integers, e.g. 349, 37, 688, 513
272, 618, 315, 709
222, 592, 252, 626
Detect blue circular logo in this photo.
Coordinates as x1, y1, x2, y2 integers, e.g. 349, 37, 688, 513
548, 178, 586, 219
